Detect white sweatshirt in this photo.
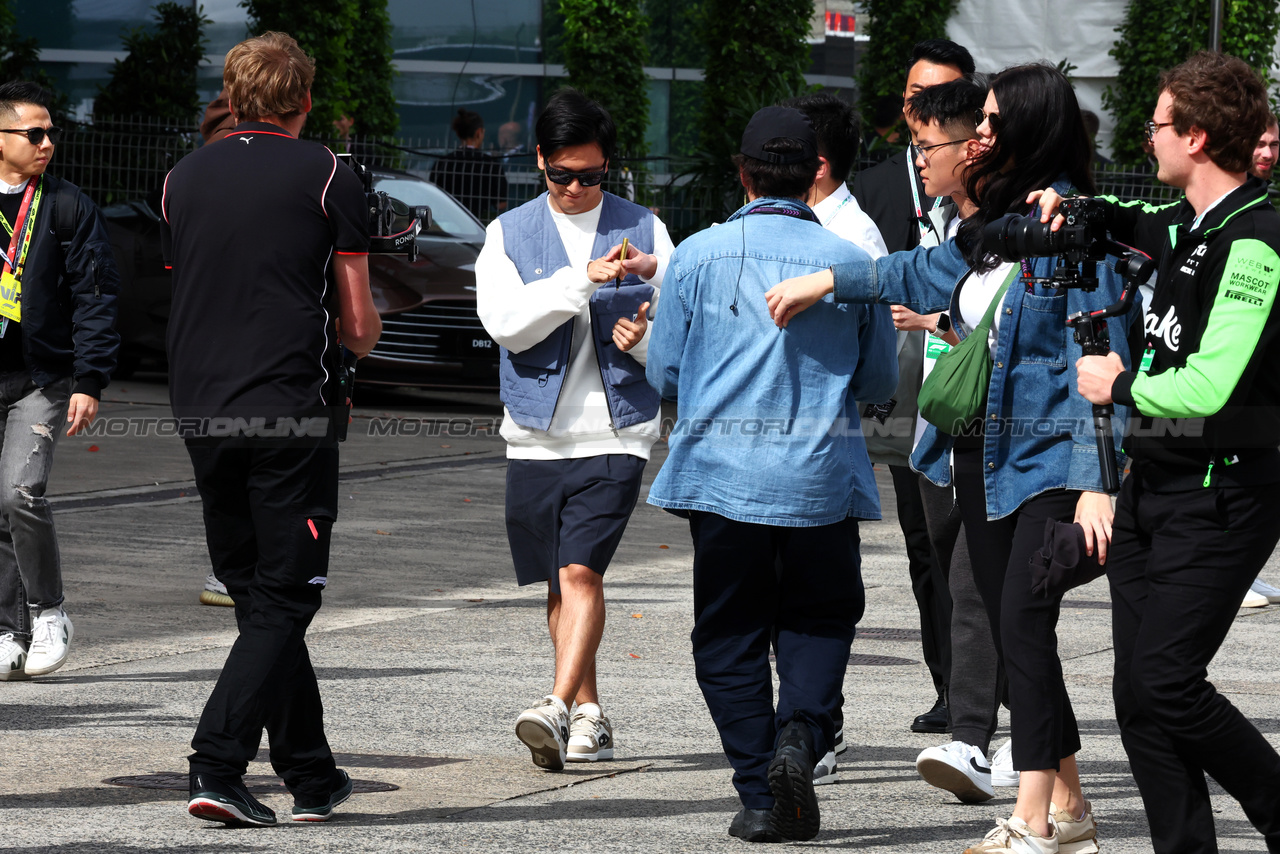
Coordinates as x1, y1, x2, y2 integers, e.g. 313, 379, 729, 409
475, 195, 675, 460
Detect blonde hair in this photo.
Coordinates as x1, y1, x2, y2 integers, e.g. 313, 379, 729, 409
223, 32, 315, 122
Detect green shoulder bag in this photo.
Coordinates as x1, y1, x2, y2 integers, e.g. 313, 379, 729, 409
916, 265, 1017, 435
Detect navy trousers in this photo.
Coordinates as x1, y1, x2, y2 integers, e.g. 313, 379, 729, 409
688, 511, 864, 809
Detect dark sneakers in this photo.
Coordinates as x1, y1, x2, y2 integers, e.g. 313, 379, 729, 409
728, 807, 781, 843
767, 720, 820, 842
291, 769, 354, 822
187, 773, 277, 827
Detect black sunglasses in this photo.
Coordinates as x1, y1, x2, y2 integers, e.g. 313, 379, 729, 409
0, 126, 63, 146
973, 109, 1003, 134
544, 162, 608, 187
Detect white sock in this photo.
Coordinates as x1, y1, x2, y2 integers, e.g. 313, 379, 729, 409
576, 702, 602, 718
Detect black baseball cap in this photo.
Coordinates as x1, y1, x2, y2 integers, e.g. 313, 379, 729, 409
739, 106, 818, 164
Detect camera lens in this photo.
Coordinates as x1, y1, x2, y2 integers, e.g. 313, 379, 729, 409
982, 214, 1060, 261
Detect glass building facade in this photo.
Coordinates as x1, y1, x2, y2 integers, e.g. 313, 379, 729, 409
16, 0, 862, 155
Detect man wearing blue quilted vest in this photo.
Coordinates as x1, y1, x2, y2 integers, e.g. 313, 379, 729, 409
476, 88, 674, 771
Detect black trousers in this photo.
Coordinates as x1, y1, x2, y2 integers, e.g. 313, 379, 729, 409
919, 476, 1005, 753
1107, 468, 1280, 854
186, 438, 340, 803
689, 511, 864, 810
890, 464, 953, 699
953, 444, 1082, 771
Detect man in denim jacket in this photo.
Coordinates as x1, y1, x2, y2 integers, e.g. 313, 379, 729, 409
646, 106, 896, 843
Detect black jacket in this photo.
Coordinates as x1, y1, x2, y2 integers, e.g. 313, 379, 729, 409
13, 173, 119, 398
850, 149, 935, 254
1106, 177, 1280, 488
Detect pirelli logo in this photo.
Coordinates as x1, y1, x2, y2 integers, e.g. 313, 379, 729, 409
1225, 289, 1264, 306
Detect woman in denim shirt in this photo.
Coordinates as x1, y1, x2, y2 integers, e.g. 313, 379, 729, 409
767, 64, 1134, 854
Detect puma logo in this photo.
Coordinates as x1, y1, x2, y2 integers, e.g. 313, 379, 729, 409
239, 136, 252, 144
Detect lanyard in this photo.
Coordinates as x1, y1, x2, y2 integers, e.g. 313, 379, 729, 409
739, 201, 821, 224
821, 194, 854, 228
906, 154, 943, 241
0, 177, 41, 280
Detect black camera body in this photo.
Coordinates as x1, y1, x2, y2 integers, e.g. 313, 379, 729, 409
982, 197, 1114, 288
336, 153, 430, 261
980, 195, 1158, 493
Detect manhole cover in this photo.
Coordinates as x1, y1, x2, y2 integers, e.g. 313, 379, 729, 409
849, 653, 919, 666
855, 627, 922, 641
1062, 600, 1111, 609
104, 773, 398, 794
254, 750, 464, 770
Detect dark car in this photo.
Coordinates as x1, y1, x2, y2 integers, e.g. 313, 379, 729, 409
103, 170, 500, 389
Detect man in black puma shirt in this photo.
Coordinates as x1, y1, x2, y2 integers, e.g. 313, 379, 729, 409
161, 32, 380, 828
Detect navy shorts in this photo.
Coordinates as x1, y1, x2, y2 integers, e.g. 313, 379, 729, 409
505, 454, 647, 594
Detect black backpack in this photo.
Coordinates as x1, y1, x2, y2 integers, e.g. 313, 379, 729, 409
51, 176, 80, 256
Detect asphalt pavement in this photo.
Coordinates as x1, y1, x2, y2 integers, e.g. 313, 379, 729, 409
2, 377, 1278, 853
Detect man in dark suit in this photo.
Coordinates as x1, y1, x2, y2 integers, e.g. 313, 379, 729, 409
850, 39, 971, 735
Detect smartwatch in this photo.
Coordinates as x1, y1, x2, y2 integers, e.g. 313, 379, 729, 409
933, 313, 952, 336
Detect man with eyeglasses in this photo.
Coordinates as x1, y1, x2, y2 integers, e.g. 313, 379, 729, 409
475, 88, 674, 771
848, 39, 974, 741
1040, 51, 1280, 853
0, 81, 119, 682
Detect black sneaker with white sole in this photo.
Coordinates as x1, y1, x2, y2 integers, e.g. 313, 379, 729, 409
291, 769, 354, 822
768, 720, 820, 841
188, 773, 277, 826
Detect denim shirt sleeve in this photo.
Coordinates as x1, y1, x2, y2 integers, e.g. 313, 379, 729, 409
850, 303, 898, 404
645, 257, 691, 400
830, 239, 967, 314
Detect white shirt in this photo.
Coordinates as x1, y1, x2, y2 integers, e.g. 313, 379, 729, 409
813, 182, 887, 259
957, 239, 1014, 363
0, 179, 28, 195
475, 195, 675, 460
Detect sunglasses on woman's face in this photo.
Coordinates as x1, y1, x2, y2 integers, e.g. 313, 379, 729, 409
973, 109, 1003, 134
544, 162, 608, 187
0, 126, 63, 146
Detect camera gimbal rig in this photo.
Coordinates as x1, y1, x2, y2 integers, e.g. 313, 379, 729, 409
984, 203, 1157, 492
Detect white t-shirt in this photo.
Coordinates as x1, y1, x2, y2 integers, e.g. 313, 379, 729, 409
956, 257, 1014, 362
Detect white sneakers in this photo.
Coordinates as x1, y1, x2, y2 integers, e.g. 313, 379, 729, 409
812, 726, 845, 785
964, 816, 1059, 854
0, 632, 30, 681
25, 606, 73, 676
1051, 800, 1100, 854
916, 740, 995, 802
200, 574, 235, 607
515, 695, 570, 770
812, 750, 838, 785
567, 703, 614, 762
991, 739, 1020, 788
1243, 577, 1280, 608
1242, 588, 1269, 608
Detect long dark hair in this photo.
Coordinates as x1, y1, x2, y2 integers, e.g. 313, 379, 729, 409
958, 64, 1095, 270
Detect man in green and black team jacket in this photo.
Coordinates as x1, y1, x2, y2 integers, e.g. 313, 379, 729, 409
1054, 52, 1280, 854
